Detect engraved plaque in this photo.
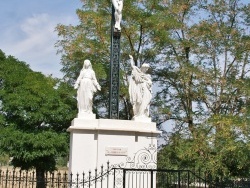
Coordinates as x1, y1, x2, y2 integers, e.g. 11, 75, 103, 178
105, 147, 128, 156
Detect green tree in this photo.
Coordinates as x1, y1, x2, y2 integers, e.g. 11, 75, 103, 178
154, 0, 250, 180
56, 0, 250, 180
0, 50, 76, 187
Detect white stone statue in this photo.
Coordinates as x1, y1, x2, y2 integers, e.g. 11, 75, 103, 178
128, 55, 152, 119
112, 0, 123, 31
74, 60, 101, 114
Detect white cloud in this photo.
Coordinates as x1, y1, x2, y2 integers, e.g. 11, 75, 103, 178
0, 13, 77, 78
14, 14, 55, 54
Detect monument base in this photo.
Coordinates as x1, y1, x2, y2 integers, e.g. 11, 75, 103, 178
77, 112, 96, 119
67, 118, 161, 174
132, 115, 152, 123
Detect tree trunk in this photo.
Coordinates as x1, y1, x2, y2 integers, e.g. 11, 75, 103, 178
36, 168, 46, 188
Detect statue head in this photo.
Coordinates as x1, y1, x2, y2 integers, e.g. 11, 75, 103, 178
83, 59, 92, 69
141, 63, 150, 73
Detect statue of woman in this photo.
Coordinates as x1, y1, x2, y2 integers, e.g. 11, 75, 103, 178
128, 55, 152, 119
74, 60, 101, 114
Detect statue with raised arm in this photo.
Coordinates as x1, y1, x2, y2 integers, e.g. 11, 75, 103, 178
128, 55, 152, 120
112, 0, 123, 31
74, 60, 101, 114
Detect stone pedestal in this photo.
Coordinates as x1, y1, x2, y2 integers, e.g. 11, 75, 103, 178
67, 117, 160, 175
77, 112, 96, 119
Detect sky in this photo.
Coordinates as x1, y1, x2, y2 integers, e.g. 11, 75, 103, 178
0, 0, 82, 78
1, 0, 249, 79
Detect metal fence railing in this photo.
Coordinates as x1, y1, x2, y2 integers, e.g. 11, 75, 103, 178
1, 167, 250, 188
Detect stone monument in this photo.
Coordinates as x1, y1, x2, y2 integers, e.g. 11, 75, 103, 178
67, 2, 160, 186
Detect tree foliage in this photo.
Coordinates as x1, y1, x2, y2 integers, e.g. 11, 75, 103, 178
154, 0, 250, 179
56, 0, 250, 180
0, 50, 76, 175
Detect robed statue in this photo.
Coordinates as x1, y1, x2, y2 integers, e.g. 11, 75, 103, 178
74, 60, 101, 114
128, 55, 152, 119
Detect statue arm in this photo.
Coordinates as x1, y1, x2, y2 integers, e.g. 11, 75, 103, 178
112, 0, 118, 8
74, 71, 83, 89
129, 55, 145, 83
112, 0, 123, 13
91, 71, 101, 91
129, 55, 136, 69
145, 75, 152, 92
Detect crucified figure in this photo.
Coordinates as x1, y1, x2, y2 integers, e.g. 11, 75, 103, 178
112, 0, 123, 31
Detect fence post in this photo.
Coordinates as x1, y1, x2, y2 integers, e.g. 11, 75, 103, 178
12, 169, 15, 188
113, 168, 116, 188
5, 169, 8, 188
52, 172, 55, 188
82, 172, 85, 188
151, 170, 153, 188
100, 165, 103, 188
32, 171, 35, 188
178, 171, 181, 188
107, 161, 110, 188
76, 173, 79, 188
57, 172, 61, 188
123, 169, 126, 188
95, 168, 97, 188
89, 171, 91, 188
70, 172, 73, 188
18, 170, 21, 188
63, 172, 67, 188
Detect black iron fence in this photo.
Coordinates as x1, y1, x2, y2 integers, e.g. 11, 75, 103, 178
0, 169, 68, 188
1, 167, 250, 188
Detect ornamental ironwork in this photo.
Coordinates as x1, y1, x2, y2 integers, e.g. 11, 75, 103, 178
118, 144, 157, 169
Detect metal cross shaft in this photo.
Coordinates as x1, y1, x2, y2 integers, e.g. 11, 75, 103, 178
109, 5, 121, 119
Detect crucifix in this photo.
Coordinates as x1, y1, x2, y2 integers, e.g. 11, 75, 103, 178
109, 0, 123, 119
